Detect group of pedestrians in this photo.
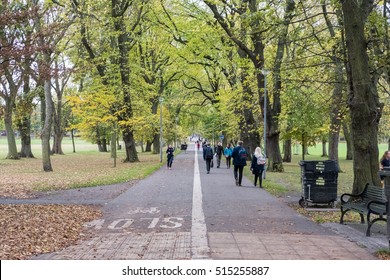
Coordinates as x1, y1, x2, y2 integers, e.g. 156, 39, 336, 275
202, 140, 266, 188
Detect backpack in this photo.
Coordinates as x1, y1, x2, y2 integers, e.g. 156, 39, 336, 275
238, 147, 247, 160
205, 147, 213, 159
257, 154, 266, 165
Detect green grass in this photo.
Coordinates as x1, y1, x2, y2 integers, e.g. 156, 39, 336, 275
0, 136, 97, 158
0, 137, 164, 197
247, 142, 389, 197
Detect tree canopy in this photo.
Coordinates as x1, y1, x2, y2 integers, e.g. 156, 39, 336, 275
0, 0, 389, 193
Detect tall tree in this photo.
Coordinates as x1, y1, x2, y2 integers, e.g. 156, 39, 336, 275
341, 0, 383, 193
51, 55, 72, 155
321, 2, 347, 161
203, 0, 296, 171
70, 0, 146, 162
0, 2, 28, 160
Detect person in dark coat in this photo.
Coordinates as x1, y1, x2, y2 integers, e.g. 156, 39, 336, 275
380, 150, 390, 181
231, 140, 247, 186
166, 145, 174, 169
215, 142, 224, 168
203, 143, 214, 174
250, 147, 266, 188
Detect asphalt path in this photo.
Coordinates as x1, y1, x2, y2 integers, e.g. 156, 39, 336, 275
85, 144, 332, 236
29, 143, 385, 260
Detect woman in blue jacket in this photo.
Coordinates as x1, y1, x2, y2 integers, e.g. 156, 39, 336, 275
224, 143, 233, 169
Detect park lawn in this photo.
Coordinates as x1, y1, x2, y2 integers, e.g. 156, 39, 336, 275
0, 138, 165, 259
0, 137, 163, 198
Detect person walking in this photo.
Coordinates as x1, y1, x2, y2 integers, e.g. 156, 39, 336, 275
231, 140, 247, 186
166, 145, 174, 170
250, 147, 266, 188
203, 143, 214, 174
215, 142, 224, 168
380, 150, 390, 181
224, 143, 233, 168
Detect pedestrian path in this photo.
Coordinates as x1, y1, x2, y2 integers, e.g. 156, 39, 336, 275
32, 143, 385, 260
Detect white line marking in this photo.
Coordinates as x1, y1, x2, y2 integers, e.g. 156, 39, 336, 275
191, 147, 210, 259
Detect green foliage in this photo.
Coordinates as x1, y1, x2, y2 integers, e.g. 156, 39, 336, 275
280, 83, 329, 148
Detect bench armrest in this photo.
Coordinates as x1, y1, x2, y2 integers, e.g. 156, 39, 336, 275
340, 193, 361, 203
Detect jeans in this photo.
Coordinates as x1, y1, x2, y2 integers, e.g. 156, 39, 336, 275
167, 156, 173, 168
225, 156, 231, 168
206, 159, 212, 172
216, 154, 222, 167
233, 165, 244, 184
254, 170, 264, 187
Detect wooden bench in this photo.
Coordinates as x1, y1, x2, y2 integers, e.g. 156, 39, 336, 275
340, 183, 387, 236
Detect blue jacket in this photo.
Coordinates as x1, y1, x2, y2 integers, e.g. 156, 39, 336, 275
231, 145, 247, 166
224, 147, 233, 157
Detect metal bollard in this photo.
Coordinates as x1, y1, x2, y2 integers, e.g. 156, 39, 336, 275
378, 169, 390, 250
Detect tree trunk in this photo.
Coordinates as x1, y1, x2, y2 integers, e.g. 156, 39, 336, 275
342, 1, 382, 193
113, 2, 139, 163
152, 133, 160, 154
18, 57, 35, 158
328, 64, 344, 161
51, 99, 64, 154
238, 49, 260, 159
145, 140, 152, 152
41, 79, 53, 172
343, 122, 353, 160
266, 119, 284, 171
123, 130, 138, 162
101, 138, 108, 152
4, 110, 19, 160
323, 0, 344, 163
283, 139, 292, 162
52, 127, 64, 155
321, 139, 328, 157
52, 134, 64, 154
301, 133, 306, 161
1, 70, 19, 159
71, 129, 76, 153
18, 116, 34, 158
97, 140, 104, 152
240, 80, 260, 159
257, 0, 294, 172
328, 129, 340, 161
